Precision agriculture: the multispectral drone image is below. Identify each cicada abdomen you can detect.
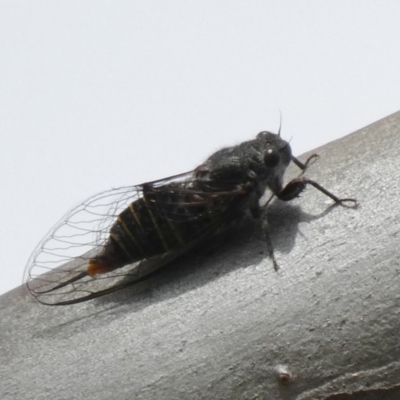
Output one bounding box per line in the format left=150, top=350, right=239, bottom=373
left=87, top=180, right=252, bottom=277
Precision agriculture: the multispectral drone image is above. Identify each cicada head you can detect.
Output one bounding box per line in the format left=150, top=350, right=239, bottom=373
left=255, top=131, right=292, bottom=170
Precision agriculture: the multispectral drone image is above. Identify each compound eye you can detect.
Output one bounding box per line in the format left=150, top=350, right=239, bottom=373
left=264, top=148, right=280, bottom=168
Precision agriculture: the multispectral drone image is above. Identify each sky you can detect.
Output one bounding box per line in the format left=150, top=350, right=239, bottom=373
left=1, top=1, right=400, bottom=296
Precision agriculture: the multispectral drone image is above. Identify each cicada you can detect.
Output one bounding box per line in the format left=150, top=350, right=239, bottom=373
left=24, top=131, right=357, bottom=305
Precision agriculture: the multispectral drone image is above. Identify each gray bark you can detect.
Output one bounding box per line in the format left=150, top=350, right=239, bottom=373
left=1, top=111, right=400, bottom=400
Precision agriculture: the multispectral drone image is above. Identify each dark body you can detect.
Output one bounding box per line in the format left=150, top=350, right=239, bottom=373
left=25, top=131, right=356, bottom=305
left=88, top=132, right=292, bottom=276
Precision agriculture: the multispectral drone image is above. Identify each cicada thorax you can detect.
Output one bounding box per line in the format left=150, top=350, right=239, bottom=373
left=87, top=181, right=252, bottom=277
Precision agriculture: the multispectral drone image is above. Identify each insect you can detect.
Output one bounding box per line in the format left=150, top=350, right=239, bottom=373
left=24, top=130, right=357, bottom=305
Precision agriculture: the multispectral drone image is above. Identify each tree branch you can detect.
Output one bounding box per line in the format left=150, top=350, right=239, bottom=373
left=2, top=111, right=400, bottom=400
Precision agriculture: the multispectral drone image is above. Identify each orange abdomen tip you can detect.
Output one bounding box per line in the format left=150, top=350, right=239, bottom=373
left=87, top=259, right=113, bottom=277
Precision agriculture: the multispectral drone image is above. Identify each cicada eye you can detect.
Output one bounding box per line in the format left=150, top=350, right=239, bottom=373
left=264, top=148, right=280, bottom=168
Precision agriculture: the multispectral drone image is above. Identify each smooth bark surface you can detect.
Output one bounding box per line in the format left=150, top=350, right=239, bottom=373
left=1, top=112, right=400, bottom=400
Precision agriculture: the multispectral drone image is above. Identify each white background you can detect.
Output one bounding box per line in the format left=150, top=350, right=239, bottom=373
left=1, top=1, right=399, bottom=296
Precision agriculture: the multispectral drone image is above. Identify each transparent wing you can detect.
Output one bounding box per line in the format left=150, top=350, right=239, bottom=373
left=24, top=171, right=196, bottom=305
left=24, top=171, right=253, bottom=305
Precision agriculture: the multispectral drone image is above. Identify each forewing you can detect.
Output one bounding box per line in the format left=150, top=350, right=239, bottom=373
left=24, top=185, right=142, bottom=304
left=24, top=171, right=193, bottom=305
left=24, top=172, right=253, bottom=305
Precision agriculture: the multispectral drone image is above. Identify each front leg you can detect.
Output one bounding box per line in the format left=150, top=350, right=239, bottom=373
left=276, top=178, right=307, bottom=201
left=277, top=177, right=358, bottom=208
left=291, top=154, right=319, bottom=172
